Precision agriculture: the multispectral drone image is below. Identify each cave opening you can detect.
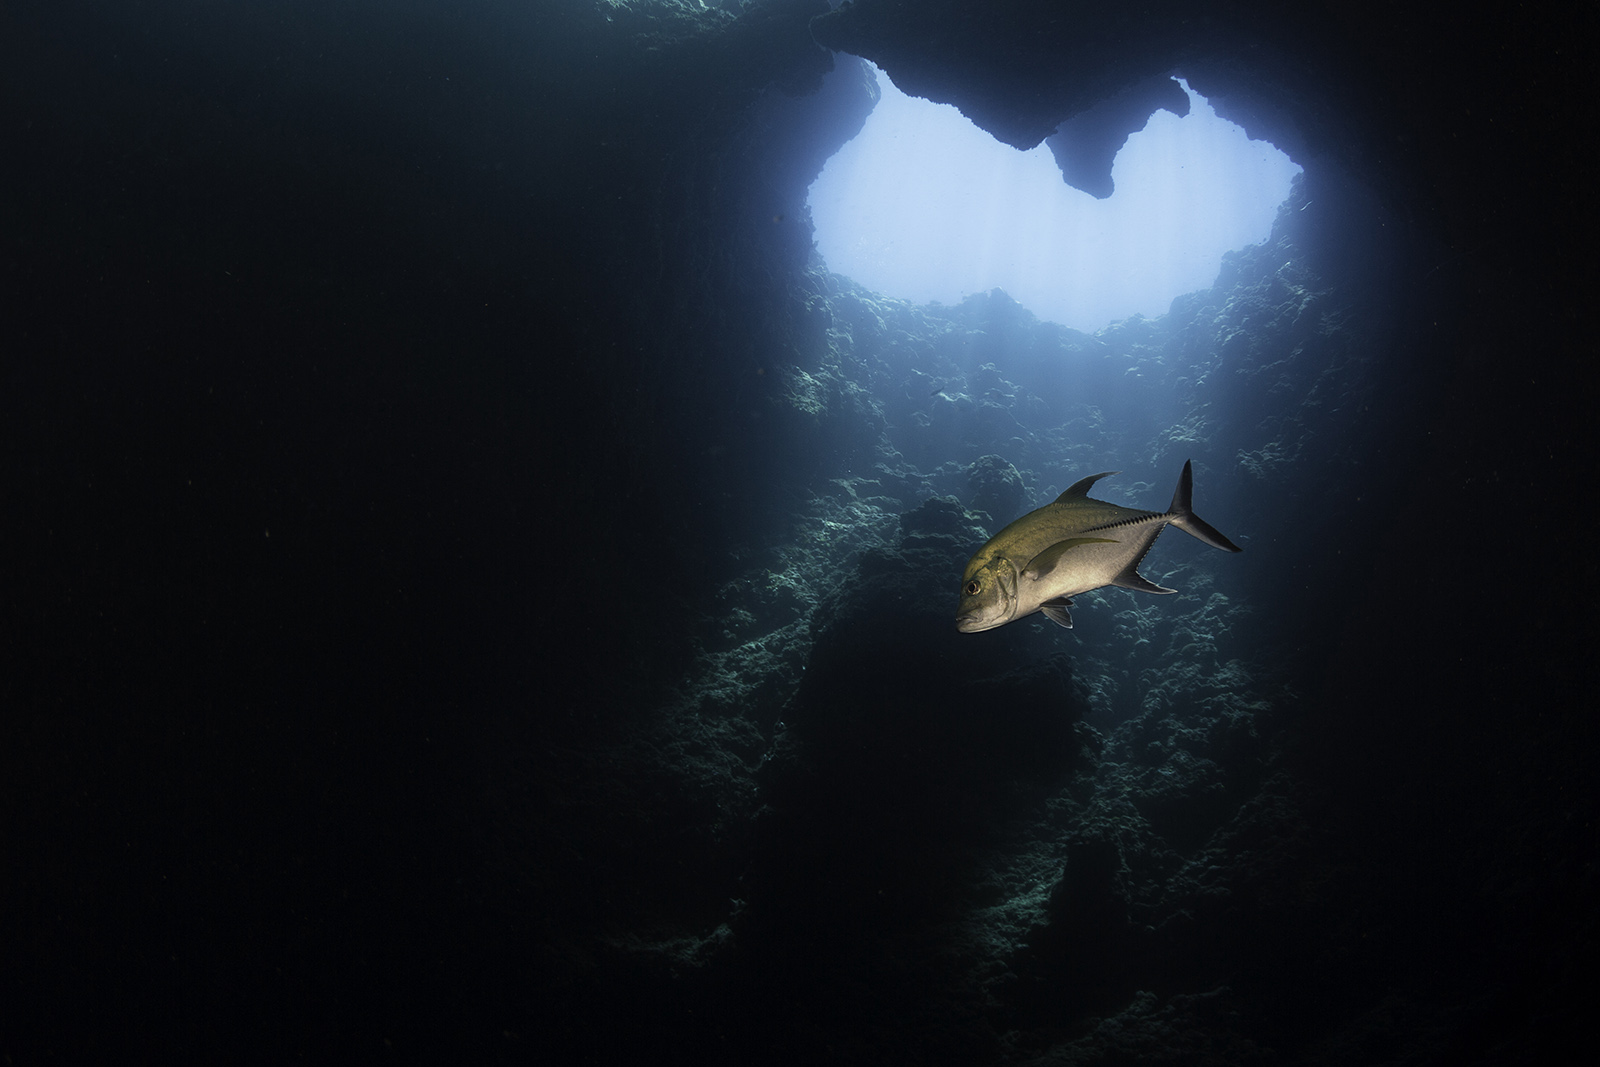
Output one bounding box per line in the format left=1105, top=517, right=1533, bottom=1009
left=806, top=62, right=1302, bottom=333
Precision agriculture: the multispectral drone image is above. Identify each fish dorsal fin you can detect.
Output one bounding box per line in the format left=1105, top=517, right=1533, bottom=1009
left=1039, top=597, right=1074, bottom=628
left=1023, top=536, right=1119, bottom=581
left=1056, top=471, right=1121, bottom=503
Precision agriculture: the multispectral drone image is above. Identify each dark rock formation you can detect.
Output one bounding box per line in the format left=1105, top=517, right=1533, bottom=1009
left=1045, top=73, right=1192, bottom=198
left=2, top=1, right=1592, bottom=1065
left=967, top=455, right=1028, bottom=529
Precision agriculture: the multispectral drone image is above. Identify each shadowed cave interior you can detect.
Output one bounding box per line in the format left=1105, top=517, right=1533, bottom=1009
left=2, top=1, right=1594, bottom=1064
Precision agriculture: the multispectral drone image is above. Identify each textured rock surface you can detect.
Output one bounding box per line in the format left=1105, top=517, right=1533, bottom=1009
left=3, top=1, right=1591, bottom=1064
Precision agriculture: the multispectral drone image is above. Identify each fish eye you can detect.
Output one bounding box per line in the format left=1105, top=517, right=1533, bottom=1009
left=964, top=580, right=980, bottom=595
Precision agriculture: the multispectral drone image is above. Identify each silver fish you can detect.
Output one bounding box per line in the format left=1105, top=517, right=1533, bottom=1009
left=956, top=460, right=1242, bottom=632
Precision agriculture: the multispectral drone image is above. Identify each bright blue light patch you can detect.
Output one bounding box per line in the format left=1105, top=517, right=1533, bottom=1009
left=808, top=66, right=1302, bottom=332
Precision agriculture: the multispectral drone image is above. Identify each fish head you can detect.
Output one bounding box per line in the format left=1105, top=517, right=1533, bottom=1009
left=955, top=556, right=1019, bottom=633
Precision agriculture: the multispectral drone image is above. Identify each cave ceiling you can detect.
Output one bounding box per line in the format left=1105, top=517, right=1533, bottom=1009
left=802, top=0, right=1571, bottom=253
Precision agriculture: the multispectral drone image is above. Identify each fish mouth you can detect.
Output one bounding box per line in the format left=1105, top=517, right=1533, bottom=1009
left=955, top=613, right=985, bottom=633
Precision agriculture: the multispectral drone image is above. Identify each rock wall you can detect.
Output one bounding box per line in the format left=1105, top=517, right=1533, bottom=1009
left=5, top=1, right=1591, bottom=1063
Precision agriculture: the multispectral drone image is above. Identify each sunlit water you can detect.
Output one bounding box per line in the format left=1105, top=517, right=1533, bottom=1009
left=808, top=66, right=1302, bottom=332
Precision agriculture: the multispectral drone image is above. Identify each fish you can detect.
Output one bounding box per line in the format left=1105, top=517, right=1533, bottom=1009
left=955, top=460, right=1242, bottom=632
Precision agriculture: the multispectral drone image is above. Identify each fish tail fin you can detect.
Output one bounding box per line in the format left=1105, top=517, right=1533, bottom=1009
left=1167, top=460, right=1244, bottom=553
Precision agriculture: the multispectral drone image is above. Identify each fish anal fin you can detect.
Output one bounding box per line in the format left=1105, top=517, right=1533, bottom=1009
left=1112, top=565, right=1176, bottom=595
left=1039, top=598, right=1074, bottom=628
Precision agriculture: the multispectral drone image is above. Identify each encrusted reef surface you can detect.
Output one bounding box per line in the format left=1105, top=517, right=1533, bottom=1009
left=6, top=2, right=1591, bottom=1064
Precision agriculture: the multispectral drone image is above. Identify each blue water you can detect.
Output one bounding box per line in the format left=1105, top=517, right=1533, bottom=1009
left=3, top=3, right=1589, bottom=1065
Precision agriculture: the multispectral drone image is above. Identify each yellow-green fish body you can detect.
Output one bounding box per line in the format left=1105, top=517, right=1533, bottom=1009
left=956, top=460, right=1242, bottom=632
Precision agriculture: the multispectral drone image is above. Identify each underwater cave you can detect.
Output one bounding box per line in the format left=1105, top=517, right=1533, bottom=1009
left=3, top=1, right=1592, bottom=1064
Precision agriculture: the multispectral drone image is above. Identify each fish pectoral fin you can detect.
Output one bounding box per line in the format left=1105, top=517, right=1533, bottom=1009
left=1022, top=537, right=1119, bottom=581
left=1039, top=598, right=1074, bottom=628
